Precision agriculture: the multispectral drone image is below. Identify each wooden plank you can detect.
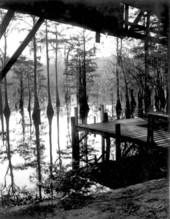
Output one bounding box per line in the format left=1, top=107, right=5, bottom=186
left=129, top=10, right=144, bottom=31
left=77, top=118, right=170, bottom=149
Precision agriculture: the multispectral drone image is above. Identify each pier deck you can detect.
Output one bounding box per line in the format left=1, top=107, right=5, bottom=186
left=77, top=118, right=170, bottom=148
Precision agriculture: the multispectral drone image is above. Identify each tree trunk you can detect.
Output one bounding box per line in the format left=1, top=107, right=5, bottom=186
left=138, top=89, right=143, bottom=118
left=19, top=73, right=25, bottom=143
left=64, top=48, right=71, bottom=147
left=3, top=30, right=15, bottom=193
left=79, top=30, right=89, bottom=123
left=46, top=20, right=54, bottom=198
left=125, top=83, right=131, bottom=119
left=0, top=84, right=4, bottom=145
left=55, top=25, right=62, bottom=170
left=4, top=77, right=15, bottom=193
left=144, top=13, right=150, bottom=113
left=116, top=38, right=122, bottom=120
left=130, top=89, right=136, bottom=118
left=32, top=16, right=42, bottom=200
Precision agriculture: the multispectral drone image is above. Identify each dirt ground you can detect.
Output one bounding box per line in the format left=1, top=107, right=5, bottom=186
left=0, top=178, right=168, bottom=219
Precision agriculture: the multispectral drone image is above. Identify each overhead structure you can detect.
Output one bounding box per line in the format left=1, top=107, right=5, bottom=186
left=0, top=0, right=169, bottom=81
left=0, top=0, right=169, bottom=43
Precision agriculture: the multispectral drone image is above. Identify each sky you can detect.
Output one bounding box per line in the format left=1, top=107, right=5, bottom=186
left=0, top=10, right=117, bottom=65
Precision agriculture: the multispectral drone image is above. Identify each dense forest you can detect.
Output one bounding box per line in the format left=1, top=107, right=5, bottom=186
left=0, top=8, right=169, bottom=205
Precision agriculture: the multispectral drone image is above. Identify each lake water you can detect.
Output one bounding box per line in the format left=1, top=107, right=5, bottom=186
left=0, top=105, right=115, bottom=195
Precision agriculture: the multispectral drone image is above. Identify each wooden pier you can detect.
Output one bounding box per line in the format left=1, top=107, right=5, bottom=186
left=71, top=109, right=170, bottom=170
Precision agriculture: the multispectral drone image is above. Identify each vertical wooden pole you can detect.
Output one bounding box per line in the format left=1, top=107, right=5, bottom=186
left=71, top=117, right=79, bottom=170
left=115, top=124, right=121, bottom=160
left=100, top=105, right=105, bottom=161
left=100, top=105, right=104, bottom=122
left=74, top=107, right=78, bottom=125
left=106, top=136, right=110, bottom=161
left=124, top=4, right=129, bottom=31
left=94, top=116, right=96, bottom=137
left=103, top=112, right=108, bottom=122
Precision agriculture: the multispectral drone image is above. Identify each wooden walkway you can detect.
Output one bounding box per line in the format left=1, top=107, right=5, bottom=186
left=77, top=118, right=170, bottom=148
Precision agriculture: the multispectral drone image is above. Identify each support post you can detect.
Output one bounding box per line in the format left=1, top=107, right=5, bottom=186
left=103, top=112, right=108, bottom=122
left=124, top=4, right=129, bottom=31
left=106, top=136, right=110, bottom=161
left=116, top=124, right=121, bottom=160
left=100, top=105, right=104, bottom=122
left=100, top=105, right=105, bottom=161
left=94, top=116, right=96, bottom=137
left=71, top=117, right=79, bottom=170
left=74, top=107, right=78, bottom=125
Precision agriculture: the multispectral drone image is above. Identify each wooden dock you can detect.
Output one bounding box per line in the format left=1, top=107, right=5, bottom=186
left=71, top=110, right=170, bottom=170
left=77, top=118, right=170, bottom=148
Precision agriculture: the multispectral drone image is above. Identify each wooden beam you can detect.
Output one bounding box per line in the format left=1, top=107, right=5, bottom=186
left=0, top=17, right=44, bottom=81
left=129, top=10, right=144, bottom=31
left=0, top=10, right=14, bottom=40
left=124, top=4, right=129, bottom=31
left=125, top=21, right=146, bottom=32
left=124, top=28, right=167, bottom=45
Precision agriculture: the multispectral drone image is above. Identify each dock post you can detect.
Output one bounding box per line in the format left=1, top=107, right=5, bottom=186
left=103, top=112, right=108, bottom=122
left=100, top=105, right=104, bottom=122
left=100, top=105, right=105, bottom=161
left=147, top=115, right=154, bottom=144
left=74, top=107, right=78, bottom=125
left=115, top=124, right=121, bottom=160
left=71, top=117, right=79, bottom=170
left=94, top=116, right=96, bottom=137
left=106, top=136, right=110, bottom=161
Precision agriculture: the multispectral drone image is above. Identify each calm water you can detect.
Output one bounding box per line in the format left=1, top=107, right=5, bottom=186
left=0, top=106, right=110, bottom=192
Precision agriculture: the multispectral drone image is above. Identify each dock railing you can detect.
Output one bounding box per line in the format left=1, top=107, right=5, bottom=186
left=147, top=111, right=169, bottom=145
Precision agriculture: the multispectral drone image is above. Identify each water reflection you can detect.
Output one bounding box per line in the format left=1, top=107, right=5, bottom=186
left=0, top=107, right=103, bottom=191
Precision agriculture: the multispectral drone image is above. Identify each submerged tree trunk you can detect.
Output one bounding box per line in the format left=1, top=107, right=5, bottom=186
left=79, top=29, right=89, bottom=124
left=116, top=38, right=122, bottom=120
left=64, top=47, right=71, bottom=147
left=3, top=31, right=14, bottom=193
left=32, top=16, right=42, bottom=200
left=130, top=89, right=136, bottom=118
left=125, top=83, right=131, bottom=119
left=55, top=25, right=62, bottom=170
left=138, top=89, right=143, bottom=118
left=28, top=88, right=32, bottom=137
left=19, top=72, right=25, bottom=143
left=0, top=84, right=5, bottom=144
left=144, top=13, right=150, bottom=113
left=4, top=76, right=15, bottom=193
left=45, top=20, right=54, bottom=198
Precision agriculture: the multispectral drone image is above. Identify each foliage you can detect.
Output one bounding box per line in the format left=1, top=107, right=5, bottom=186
left=44, top=166, right=95, bottom=198
left=0, top=185, right=34, bottom=206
